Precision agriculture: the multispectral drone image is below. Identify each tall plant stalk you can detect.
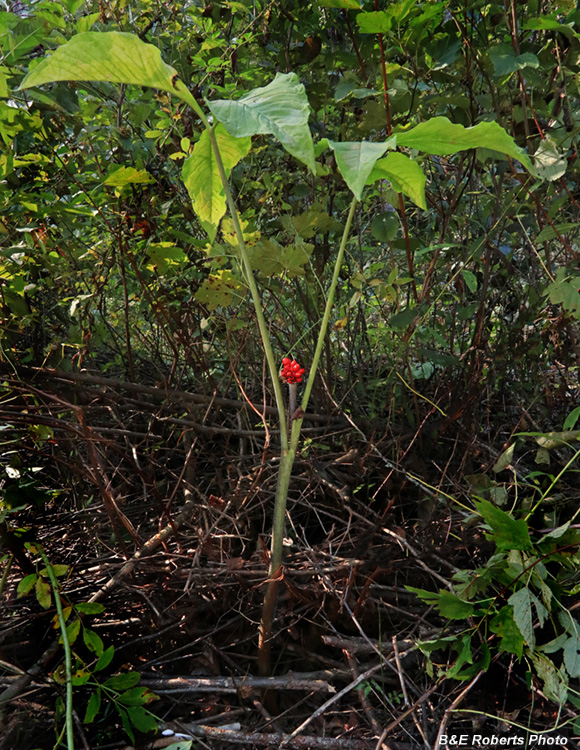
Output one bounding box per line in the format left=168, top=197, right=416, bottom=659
left=175, top=84, right=361, bottom=674
left=258, top=197, right=358, bottom=675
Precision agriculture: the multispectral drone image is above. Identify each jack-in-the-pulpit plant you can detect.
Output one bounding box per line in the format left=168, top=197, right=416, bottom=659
left=19, top=30, right=534, bottom=679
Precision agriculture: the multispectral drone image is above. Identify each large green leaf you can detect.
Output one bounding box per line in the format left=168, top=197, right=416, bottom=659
left=20, top=32, right=179, bottom=94
left=326, top=138, right=396, bottom=199
left=356, top=11, right=392, bottom=33
left=474, top=498, right=532, bottom=551
left=208, top=73, right=315, bottom=172
left=367, top=151, right=426, bottom=209
left=488, top=44, right=539, bottom=77
left=437, top=590, right=475, bottom=619
left=182, top=124, right=251, bottom=241
left=396, top=117, right=534, bottom=173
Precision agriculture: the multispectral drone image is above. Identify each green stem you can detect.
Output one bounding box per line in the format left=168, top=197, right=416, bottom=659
left=258, top=197, right=358, bottom=675
left=174, top=82, right=289, bottom=449
left=174, top=81, right=359, bottom=676
left=37, top=546, right=74, bottom=750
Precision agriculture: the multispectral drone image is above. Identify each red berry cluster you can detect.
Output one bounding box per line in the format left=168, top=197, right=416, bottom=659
left=280, top=357, right=305, bottom=384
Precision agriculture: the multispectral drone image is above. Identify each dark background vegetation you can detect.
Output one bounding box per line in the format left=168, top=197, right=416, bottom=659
left=2, top=0, right=580, bottom=748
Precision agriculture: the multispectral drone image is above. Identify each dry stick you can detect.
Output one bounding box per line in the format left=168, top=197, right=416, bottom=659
left=380, top=527, right=454, bottom=592
left=391, top=636, right=410, bottom=707
left=433, top=670, right=485, bottom=750
left=170, top=722, right=415, bottom=750
left=139, top=673, right=336, bottom=695
left=279, top=647, right=416, bottom=748
left=2, top=365, right=342, bottom=425
left=0, top=496, right=198, bottom=709
left=345, top=651, right=382, bottom=737
left=383, top=678, right=443, bottom=735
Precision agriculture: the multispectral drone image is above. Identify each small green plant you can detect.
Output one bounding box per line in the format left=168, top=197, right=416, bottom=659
left=408, top=461, right=580, bottom=707
left=17, top=552, right=158, bottom=745
left=19, top=30, right=534, bottom=677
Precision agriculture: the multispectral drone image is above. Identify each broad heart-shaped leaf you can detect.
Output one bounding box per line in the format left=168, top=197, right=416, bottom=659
left=19, top=32, right=179, bottom=94
left=208, top=73, right=315, bottom=173
left=396, top=117, right=534, bottom=174
left=182, top=124, right=251, bottom=241
left=327, top=138, right=396, bottom=199
left=367, top=151, right=426, bottom=209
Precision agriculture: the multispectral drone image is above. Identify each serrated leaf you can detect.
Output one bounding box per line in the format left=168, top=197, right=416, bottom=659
left=532, top=654, right=568, bottom=703
left=537, top=223, right=579, bottom=243
left=39, top=564, right=68, bottom=578
left=563, top=406, right=580, bottom=432
left=116, top=705, right=134, bottom=743
left=367, top=151, right=426, bottom=209
left=209, top=73, right=315, bottom=172
left=564, top=636, right=580, bottom=678
left=194, top=269, right=244, bottom=310
left=146, top=243, right=188, bottom=274
left=490, top=605, right=524, bottom=659
left=94, top=644, right=115, bottom=672
left=371, top=212, right=399, bottom=242
left=20, top=32, right=179, bottom=94
left=17, top=573, right=37, bottom=597
left=539, top=633, right=569, bottom=654
left=462, top=269, right=478, bottom=293
left=396, top=117, right=533, bottom=173
left=124, top=705, right=158, bottom=733
left=508, top=588, right=534, bottom=648
left=474, top=498, right=532, bottom=550
left=64, top=618, right=81, bottom=645
left=84, top=689, right=101, bottom=724
left=117, top=687, right=151, bottom=706
left=534, top=137, right=567, bottom=182
left=327, top=138, right=396, bottom=199
left=71, top=668, right=91, bottom=686
left=35, top=577, right=52, bottom=609
left=488, top=44, right=539, bottom=76
left=182, top=124, right=251, bottom=242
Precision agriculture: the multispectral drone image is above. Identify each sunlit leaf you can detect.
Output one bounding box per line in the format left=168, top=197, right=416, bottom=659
left=182, top=124, right=251, bottom=241
left=327, top=138, right=396, bottom=199
left=396, top=117, right=534, bottom=173
left=209, top=73, right=315, bottom=172
left=20, top=32, right=179, bottom=93
left=367, top=151, right=426, bottom=209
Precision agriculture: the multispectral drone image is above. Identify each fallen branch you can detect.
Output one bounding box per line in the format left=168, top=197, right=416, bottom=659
left=140, top=672, right=337, bottom=694
left=159, top=722, right=415, bottom=749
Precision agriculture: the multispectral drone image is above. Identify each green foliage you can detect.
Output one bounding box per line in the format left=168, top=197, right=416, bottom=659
left=208, top=72, right=316, bottom=172
left=410, top=459, right=580, bottom=702
left=20, top=31, right=179, bottom=93
left=5, top=0, right=580, bottom=734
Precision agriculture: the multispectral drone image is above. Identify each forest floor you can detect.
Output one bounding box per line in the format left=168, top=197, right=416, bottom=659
left=0, top=366, right=578, bottom=750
